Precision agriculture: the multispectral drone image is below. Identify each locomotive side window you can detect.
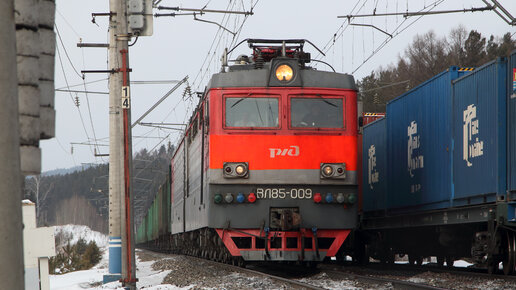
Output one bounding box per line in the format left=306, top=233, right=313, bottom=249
left=225, top=97, right=279, bottom=128
left=291, top=97, right=344, bottom=128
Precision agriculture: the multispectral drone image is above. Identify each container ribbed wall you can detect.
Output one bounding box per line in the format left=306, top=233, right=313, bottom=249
left=452, top=59, right=507, bottom=205
left=362, top=118, right=387, bottom=213
left=385, top=67, right=467, bottom=212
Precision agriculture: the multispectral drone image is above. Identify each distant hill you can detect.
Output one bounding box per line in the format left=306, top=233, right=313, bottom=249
left=42, top=164, right=93, bottom=177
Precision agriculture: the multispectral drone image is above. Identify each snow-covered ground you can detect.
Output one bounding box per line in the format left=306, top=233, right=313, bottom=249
left=49, top=225, right=189, bottom=290
left=54, top=225, right=109, bottom=249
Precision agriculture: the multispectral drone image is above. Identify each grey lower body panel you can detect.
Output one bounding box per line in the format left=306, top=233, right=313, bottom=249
left=207, top=184, right=358, bottom=229
left=241, top=250, right=327, bottom=261
left=208, top=168, right=357, bottom=185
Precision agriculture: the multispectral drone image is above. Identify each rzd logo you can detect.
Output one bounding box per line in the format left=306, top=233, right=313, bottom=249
left=463, top=104, right=484, bottom=167
left=269, top=146, right=299, bottom=158
left=368, top=145, right=379, bottom=189
left=407, top=121, right=424, bottom=178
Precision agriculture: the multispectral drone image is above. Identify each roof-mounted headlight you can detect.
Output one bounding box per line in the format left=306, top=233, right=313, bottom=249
left=275, top=64, right=293, bottom=82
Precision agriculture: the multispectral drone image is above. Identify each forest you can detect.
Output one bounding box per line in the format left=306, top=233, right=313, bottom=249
left=24, top=143, right=174, bottom=233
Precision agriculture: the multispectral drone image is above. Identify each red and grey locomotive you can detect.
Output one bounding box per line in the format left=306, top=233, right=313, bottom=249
left=145, top=39, right=359, bottom=264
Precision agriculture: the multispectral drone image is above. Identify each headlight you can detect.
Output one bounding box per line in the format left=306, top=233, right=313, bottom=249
left=235, top=164, right=246, bottom=176
left=320, top=163, right=346, bottom=179
left=275, top=64, right=293, bottom=82
left=322, top=165, right=333, bottom=177
left=223, top=162, right=249, bottom=178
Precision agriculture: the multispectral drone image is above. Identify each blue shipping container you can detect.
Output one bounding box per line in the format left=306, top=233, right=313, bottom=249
left=362, top=118, right=387, bottom=212
left=386, top=67, right=468, bottom=211
left=509, top=50, right=516, bottom=196
left=452, top=58, right=507, bottom=205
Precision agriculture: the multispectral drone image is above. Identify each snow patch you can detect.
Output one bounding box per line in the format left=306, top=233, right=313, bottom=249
left=54, top=224, right=108, bottom=248
left=50, top=225, right=188, bottom=290
left=453, top=260, right=474, bottom=268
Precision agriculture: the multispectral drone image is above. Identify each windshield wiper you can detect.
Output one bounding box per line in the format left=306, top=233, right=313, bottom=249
left=231, top=98, right=245, bottom=108
left=230, top=93, right=253, bottom=108
left=315, top=94, right=338, bottom=107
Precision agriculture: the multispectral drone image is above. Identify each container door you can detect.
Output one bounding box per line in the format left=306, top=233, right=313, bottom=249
left=452, top=59, right=507, bottom=205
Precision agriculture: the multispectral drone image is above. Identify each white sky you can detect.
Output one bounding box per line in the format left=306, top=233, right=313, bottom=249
left=43, top=0, right=516, bottom=172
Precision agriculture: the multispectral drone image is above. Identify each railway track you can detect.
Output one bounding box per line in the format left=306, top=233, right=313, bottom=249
left=167, top=252, right=452, bottom=289
left=194, top=257, right=450, bottom=289
left=139, top=248, right=516, bottom=289
left=322, top=268, right=446, bottom=289
left=332, top=260, right=516, bottom=281
left=321, top=261, right=516, bottom=289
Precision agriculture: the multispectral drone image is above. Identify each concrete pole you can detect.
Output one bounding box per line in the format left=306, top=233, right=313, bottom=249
left=105, top=0, right=124, bottom=283
left=0, top=1, right=25, bottom=289
left=105, top=1, right=136, bottom=288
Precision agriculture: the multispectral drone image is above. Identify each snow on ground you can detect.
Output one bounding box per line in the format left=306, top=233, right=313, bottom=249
left=54, top=224, right=109, bottom=248
left=49, top=225, right=190, bottom=290
left=297, top=272, right=369, bottom=290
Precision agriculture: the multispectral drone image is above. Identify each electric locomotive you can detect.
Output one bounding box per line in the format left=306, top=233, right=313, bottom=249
left=144, top=39, right=358, bottom=264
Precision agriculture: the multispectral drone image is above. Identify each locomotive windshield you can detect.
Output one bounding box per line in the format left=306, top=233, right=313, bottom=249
left=225, top=97, right=279, bottom=128
left=291, top=97, right=344, bottom=128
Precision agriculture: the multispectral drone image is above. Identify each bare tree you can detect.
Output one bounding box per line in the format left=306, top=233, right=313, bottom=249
left=447, top=25, right=468, bottom=66
left=25, top=175, right=53, bottom=226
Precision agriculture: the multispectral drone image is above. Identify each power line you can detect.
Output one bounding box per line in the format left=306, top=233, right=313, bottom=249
left=339, top=6, right=494, bottom=19
left=359, top=79, right=410, bottom=93
left=352, top=0, right=446, bottom=74
left=56, top=9, right=82, bottom=39
left=55, top=24, right=83, bottom=79
left=55, top=89, right=108, bottom=94
left=55, top=137, right=77, bottom=167
left=56, top=78, right=108, bottom=90
left=313, top=0, right=368, bottom=61
left=55, top=40, right=93, bottom=153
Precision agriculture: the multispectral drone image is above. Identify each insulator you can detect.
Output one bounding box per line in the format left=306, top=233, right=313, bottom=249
left=255, top=53, right=264, bottom=69
left=75, top=95, right=80, bottom=107
left=182, top=85, right=192, bottom=99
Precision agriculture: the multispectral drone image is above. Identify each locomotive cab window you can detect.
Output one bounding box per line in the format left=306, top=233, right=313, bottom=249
left=291, top=97, right=344, bottom=128
left=225, top=97, right=279, bottom=128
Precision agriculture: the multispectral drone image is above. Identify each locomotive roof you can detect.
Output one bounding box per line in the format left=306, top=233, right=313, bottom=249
left=207, top=62, right=357, bottom=91
left=207, top=39, right=357, bottom=91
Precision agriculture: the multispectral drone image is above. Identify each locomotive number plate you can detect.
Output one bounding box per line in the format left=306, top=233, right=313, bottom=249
left=256, top=188, right=313, bottom=199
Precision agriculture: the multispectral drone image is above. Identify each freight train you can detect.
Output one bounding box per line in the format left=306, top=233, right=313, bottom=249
left=360, top=51, right=516, bottom=274
left=136, top=39, right=359, bottom=265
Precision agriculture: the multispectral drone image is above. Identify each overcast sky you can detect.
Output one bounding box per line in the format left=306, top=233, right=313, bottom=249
left=43, top=0, right=516, bottom=172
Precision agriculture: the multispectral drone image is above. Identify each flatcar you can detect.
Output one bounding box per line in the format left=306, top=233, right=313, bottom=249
left=137, top=39, right=359, bottom=265
left=360, top=52, right=516, bottom=274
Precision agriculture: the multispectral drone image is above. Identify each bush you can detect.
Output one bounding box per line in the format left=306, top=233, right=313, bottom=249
left=49, top=239, right=103, bottom=274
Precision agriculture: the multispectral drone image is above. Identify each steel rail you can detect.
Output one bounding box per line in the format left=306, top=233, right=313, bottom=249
left=324, top=269, right=446, bottom=290
left=185, top=255, right=325, bottom=290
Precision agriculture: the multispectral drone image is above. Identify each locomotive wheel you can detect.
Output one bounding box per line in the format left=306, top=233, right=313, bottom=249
left=487, top=257, right=498, bottom=274
left=387, top=252, right=395, bottom=264
left=502, top=231, right=514, bottom=275
left=437, top=256, right=444, bottom=267
left=361, top=245, right=370, bottom=265
left=237, top=257, right=246, bottom=267
left=446, top=256, right=454, bottom=268
left=416, top=256, right=423, bottom=266
left=408, top=255, right=415, bottom=265
left=513, top=232, right=516, bottom=274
